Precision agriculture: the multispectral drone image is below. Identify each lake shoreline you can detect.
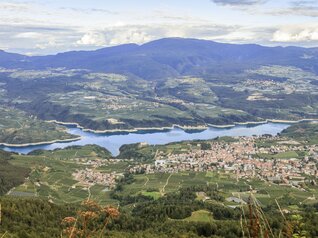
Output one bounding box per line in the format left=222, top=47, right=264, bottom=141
left=2, top=118, right=317, bottom=149
left=0, top=136, right=82, bottom=148
left=47, top=118, right=318, bottom=134
left=1, top=121, right=291, bottom=155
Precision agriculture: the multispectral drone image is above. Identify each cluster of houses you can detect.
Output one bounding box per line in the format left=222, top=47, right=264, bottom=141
left=239, top=78, right=305, bottom=95
left=72, top=168, right=120, bottom=189
left=71, top=158, right=124, bottom=189
left=87, top=94, right=161, bottom=111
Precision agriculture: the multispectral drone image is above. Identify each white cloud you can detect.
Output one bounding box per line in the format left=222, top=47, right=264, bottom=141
left=76, top=32, right=106, bottom=46
left=210, top=30, right=257, bottom=42
left=272, top=27, right=318, bottom=42
left=1, top=0, right=318, bottom=55
left=59, top=7, right=118, bottom=15
left=109, top=28, right=152, bottom=45
left=211, top=0, right=266, bottom=6
left=0, top=2, right=30, bottom=11
left=1, top=21, right=317, bottom=55
left=268, top=6, right=318, bottom=18
left=35, top=39, right=58, bottom=50
left=14, top=32, right=44, bottom=39
left=0, top=23, right=274, bottom=55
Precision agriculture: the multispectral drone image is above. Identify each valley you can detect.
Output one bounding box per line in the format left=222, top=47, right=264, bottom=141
left=2, top=0, right=318, bottom=235
left=1, top=38, right=318, bottom=237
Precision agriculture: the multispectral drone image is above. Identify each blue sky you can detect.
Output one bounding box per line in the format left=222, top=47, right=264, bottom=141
left=1, top=0, right=318, bottom=55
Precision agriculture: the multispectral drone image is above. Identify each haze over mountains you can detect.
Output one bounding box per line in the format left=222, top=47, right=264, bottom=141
left=1, top=38, right=318, bottom=80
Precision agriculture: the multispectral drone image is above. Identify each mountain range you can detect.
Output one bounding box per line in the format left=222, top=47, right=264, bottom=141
left=1, top=38, right=318, bottom=80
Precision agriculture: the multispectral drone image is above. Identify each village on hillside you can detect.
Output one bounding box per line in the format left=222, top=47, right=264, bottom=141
left=128, top=136, right=318, bottom=190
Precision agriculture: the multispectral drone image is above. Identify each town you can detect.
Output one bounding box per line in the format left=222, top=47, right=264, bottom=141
left=127, top=135, right=318, bottom=190
left=66, top=134, right=318, bottom=192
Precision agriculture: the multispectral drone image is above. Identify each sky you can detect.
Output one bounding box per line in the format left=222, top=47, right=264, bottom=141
left=1, top=0, right=318, bottom=55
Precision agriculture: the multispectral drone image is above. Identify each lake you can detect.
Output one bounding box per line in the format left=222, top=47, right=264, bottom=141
left=1, top=123, right=290, bottom=156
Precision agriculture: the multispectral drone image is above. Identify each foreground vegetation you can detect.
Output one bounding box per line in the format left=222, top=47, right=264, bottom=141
left=1, top=189, right=318, bottom=237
